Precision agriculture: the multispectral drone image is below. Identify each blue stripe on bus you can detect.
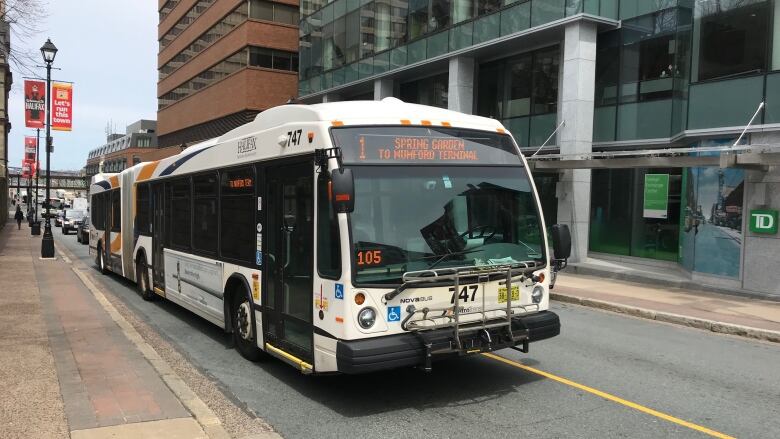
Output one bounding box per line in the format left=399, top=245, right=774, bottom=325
left=94, top=180, right=111, bottom=190
left=158, top=145, right=216, bottom=177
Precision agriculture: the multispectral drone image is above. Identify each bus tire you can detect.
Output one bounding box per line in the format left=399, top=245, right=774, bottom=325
left=97, top=243, right=108, bottom=275
left=231, top=291, right=263, bottom=362
left=136, top=255, right=154, bottom=301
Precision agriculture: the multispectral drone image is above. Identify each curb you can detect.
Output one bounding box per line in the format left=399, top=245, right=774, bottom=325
left=551, top=292, right=780, bottom=344
left=54, top=242, right=233, bottom=439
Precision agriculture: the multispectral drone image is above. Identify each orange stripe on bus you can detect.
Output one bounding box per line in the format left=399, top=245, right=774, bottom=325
left=441, top=121, right=451, bottom=127
left=400, top=119, right=411, bottom=125
left=421, top=120, right=432, bottom=126
left=109, top=175, right=120, bottom=188
left=136, top=161, right=160, bottom=182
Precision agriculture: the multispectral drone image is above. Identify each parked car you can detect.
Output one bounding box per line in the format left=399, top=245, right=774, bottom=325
left=76, top=216, right=90, bottom=244
left=62, top=210, right=87, bottom=235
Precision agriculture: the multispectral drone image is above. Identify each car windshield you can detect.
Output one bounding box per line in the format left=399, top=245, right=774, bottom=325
left=67, top=210, right=86, bottom=219
left=348, top=165, right=546, bottom=285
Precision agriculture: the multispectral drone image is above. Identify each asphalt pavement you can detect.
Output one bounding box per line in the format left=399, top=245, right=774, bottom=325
left=54, top=230, right=780, bottom=439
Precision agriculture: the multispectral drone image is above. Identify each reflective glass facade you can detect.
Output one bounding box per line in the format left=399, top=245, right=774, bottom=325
left=299, top=0, right=780, bottom=283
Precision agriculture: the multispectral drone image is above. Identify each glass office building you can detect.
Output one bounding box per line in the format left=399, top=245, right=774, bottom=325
left=298, top=0, right=780, bottom=297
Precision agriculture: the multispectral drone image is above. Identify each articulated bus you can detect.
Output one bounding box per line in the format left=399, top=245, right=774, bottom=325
left=89, top=98, right=570, bottom=374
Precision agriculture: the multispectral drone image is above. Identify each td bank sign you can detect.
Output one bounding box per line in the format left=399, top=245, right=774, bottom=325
left=750, top=209, right=778, bottom=234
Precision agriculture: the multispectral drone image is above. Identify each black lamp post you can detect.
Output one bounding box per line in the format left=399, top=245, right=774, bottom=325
left=40, top=38, right=57, bottom=259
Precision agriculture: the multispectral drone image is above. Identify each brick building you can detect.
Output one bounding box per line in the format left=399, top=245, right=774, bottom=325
left=84, top=120, right=178, bottom=179
left=156, top=0, right=299, bottom=148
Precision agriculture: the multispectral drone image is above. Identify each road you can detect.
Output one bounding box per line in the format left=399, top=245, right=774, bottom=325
left=55, top=231, right=780, bottom=439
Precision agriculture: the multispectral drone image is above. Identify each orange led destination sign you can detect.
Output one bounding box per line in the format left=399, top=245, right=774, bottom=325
left=228, top=178, right=253, bottom=189
left=359, top=135, right=480, bottom=162
left=334, top=127, right=522, bottom=165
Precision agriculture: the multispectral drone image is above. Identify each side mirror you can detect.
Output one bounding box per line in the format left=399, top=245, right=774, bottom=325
left=331, top=168, right=355, bottom=213
left=550, top=224, right=571, bottom=261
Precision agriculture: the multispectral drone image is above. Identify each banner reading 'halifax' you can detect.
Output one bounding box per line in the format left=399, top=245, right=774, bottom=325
left=24, top=80, right=46, bottom=129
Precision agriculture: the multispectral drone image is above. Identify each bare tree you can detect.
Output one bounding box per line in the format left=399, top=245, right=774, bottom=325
left=0, top=0, right=48, bottom=76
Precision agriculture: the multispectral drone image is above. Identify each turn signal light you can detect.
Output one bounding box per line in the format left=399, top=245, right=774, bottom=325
left=354, top=292, right=366, bottom=305
left=537, top=273, right=545, bottom=284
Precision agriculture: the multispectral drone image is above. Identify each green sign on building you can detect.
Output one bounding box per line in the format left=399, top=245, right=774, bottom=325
left=749, top=209, right=778, bottom=234
left=643, top=174, right=669, bottom=219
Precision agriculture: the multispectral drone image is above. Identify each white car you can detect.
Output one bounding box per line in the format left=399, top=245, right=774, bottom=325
left=61, top=210, right=87, bottom=234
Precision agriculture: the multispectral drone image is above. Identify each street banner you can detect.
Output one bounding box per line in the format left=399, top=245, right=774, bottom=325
left=24, top=136, right=37, bottom=161
left=24, top=80, right=46, bottom=129
left=21, top=160, right=32, bottom=178
left=51, top=82, right=73, bottom=131
left=643, top=174, right=669, bottom=219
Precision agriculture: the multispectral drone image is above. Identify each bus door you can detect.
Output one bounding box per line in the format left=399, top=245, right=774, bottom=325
left=263, top=161, right=315, bottom=362
left=151, top=183, right=165, bottom=289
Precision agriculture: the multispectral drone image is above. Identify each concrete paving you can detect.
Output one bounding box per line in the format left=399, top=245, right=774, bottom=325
left=0, top=220, right=68, bottom=439
left=554, top=272, right=780, bottom=341
left=0, top=221, right=230, bottom=438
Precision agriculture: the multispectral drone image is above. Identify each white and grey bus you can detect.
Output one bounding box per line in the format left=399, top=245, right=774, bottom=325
left=89, top=98, right=570, bottom=374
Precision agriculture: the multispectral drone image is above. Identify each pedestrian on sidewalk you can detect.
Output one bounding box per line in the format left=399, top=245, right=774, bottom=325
left=14, top=206, right=24, bottom=230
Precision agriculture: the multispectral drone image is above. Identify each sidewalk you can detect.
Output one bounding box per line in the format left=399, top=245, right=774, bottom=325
left=554, top=272, right=780, bottom=343
left=0, top=223, right=230, bottom=439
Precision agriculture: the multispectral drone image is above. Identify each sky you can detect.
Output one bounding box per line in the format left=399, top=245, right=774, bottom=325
left=7, top=0, right=158, bottom=171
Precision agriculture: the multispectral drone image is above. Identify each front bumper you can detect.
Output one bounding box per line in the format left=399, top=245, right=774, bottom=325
left=336, top=311, right=560, bottom=374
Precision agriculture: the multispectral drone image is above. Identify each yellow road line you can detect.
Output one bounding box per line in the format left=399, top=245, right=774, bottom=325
left=482, top=352, right=736, bottom=439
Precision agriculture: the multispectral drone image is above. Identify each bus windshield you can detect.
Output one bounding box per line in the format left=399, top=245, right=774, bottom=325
left=348, top=165, right=546, bottom=285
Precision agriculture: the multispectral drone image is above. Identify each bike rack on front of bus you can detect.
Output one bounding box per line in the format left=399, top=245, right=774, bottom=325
left=384, top=263, right=542, bottom=371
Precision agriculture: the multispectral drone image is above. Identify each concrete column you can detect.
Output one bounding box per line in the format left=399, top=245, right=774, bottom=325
left=556, top=21, right=597, bottom=263
left=374, top=78, right=394, bottom=100
left=447, top=56, right=474, bottom=114
left=322, top=93, right=341, bottom=103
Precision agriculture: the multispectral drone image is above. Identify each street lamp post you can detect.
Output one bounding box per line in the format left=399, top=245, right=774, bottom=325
left=40, top=38, right=57, bottom=259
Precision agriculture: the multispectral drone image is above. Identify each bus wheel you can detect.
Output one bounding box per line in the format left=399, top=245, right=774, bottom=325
left=231, top=293, right=263, bottom=361
left=97, top=244, right=108, bottom=275
left=136, top=256, right=154, bottom=301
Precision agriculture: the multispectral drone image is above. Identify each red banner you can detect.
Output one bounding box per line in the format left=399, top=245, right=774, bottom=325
left=52, top=83, right=73, bottom=131
left=24, top=80, right=46, bottom=129
left=21, top=160, right=32, bottom=178
left=24, top=136, right=37, bottom=162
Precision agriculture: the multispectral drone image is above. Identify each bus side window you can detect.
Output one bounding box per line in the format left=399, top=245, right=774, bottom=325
left=111, top=190, right=121, bottom=233
left=317, top=173, right=341, bottom=279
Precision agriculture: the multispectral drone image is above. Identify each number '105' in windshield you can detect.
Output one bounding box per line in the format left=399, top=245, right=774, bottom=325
left=331, top=126, right=545, bottom=286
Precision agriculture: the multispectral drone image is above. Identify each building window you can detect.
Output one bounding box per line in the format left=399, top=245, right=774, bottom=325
left=400, top=73, right=448, bottom=108
left=620, top=9, right=678, bottom=103
left=160, top=0, right=217, bottom=49
left=159, top=49, right=248, bottom=109
left=249, top=0, right=300, bottom=25
left=159, top=3, right=248, bottom=81
left=249, top=47, right=299, bottom=71
left=693, top=0, right=770, bottom=82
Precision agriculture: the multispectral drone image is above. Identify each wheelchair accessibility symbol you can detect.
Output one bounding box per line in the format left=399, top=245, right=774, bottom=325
left=387, top=306, right=401, bottom=322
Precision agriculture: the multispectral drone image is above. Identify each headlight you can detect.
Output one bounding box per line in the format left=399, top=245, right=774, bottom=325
left=531, top=286, right=544, bottom=304
left=357, top=307, right=377, bottom=329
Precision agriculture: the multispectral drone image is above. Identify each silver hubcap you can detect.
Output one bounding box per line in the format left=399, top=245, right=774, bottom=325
left=236, top=301, right=252, bottom=341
